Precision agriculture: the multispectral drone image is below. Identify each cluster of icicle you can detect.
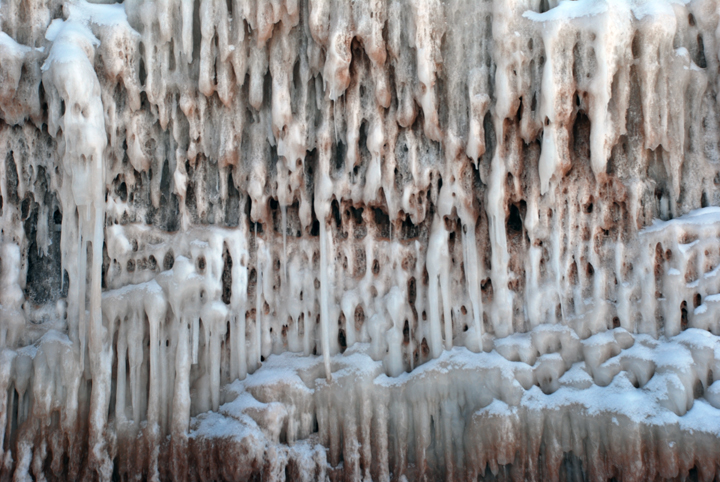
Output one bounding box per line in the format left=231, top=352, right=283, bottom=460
left=2, top=0, right=720, bottom=479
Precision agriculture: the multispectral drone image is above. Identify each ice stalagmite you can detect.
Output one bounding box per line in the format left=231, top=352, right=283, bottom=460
left=2, top=0, right=720, bottom=480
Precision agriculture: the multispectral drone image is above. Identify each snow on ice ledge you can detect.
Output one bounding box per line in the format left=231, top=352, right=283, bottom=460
left=187, top=326, right=720, bottom=481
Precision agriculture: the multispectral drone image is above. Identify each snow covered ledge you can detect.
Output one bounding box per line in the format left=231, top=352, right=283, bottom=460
left=1, top=0, right=720, bottom=480
left=190, top=326, right=720, bottom=481
left=183, top=209, right=720, bottom=481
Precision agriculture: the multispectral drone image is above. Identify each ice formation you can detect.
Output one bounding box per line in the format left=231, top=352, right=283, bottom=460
left=2, top=0, right=720, bottom=479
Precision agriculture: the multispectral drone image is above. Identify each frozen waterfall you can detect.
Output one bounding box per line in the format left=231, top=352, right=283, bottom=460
left=2, top=0, right=720, bottom=480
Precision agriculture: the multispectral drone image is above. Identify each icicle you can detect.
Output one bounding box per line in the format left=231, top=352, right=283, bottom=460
left=192, top=316, right=200, bottom=365
left=77, top=228, right=87, bottom=368
left=615, top=238, right=631, bottom=331
left=318, top=220, right=333, bottom=381
left=207, top=302, right=227, bottom=411
left=116, top=321, right=128, bottom=423
left=255, top=232, right=264, bottom=369
left=172, top=318, right=191, bottom=436
left=0, top=349, right=16, bottom=463
left=427, top=214, right=448, bottom=358
left=282, top=203, right=288, bottom=287
left=486, top=137, right=512, bottom=337
left=384, top=286, right=405, bottom=376
left=237, top=311, right=248, bottom=379
left=143, top=280, right=167, bottom=481
left=129, top=310, right=144, bottom=424
left=461, top=219, right=483, bottom=350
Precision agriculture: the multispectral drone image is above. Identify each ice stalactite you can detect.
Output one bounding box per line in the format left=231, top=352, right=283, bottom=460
left=2, top=0, right=720, bottom=480
left=41, top=3, right=114, bottom=477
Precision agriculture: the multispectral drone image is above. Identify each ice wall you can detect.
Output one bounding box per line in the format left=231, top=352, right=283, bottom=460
left=2, top=0, right=720, bottom=480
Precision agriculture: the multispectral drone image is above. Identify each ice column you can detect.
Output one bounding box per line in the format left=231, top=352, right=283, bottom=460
left=42, top=11, right=111, bottom=478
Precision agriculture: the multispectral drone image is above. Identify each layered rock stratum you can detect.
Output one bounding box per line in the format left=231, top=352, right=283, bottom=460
left=2, top=0, right=720, bottom=480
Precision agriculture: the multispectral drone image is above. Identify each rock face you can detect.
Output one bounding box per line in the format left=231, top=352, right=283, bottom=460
left=2, top=0, right=720, bottom=480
